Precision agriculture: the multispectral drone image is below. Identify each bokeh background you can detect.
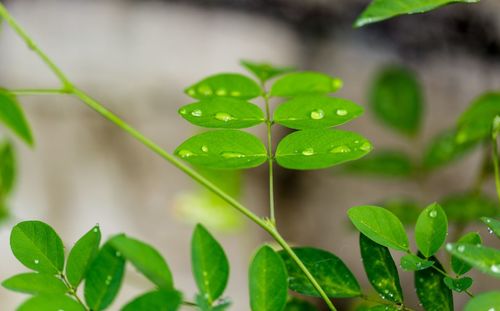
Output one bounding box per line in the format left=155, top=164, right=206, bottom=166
left=1, top=0, right=499, bottom=310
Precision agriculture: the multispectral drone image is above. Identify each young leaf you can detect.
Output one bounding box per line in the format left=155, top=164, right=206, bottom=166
left=284, top=297, right=318, bottom=311
left=17, top=294, right=85, bottom=311
left=423, top=129, right=476, bottom=170
left=451, top=232, right=482, bottom=275
left=482, top=217, right=500, bottom=238
left=0, top=140, right=16, bottom=195
left=178, top=98, right=265, bottom=129
left=446, top=243, right=500, bottom=278
left=359, top=233, right=403, bottom=303
left=273, top=95, right=363, bottom=130
left=275, top=129, right=372, bottom=170
left=185, top=73, right=261, bottom=100
left=415, top=203, right=448, bottom=258
left=279, top=247, right=361, bottom=298
left=344, top=150, right=413, bottom=178
left=191, top=224, right=230, bottom=305
left=121, top=290, right=182, bottom=311
left=109, top=235, right=173, bottom=290
left=379, top=198, right=422, bottom=225
left=369, top=66, right=422, bottom=136
left=400, top=254, right=434, bottom=271
left=347, top=206, right=409, bottom=251
left=270, top=72, right=343, bottom=97
left=443, top=276, right=473, bottom=293
left=354, top=0, right=480, bottom=27
left=240, top=60, right=294, bottom=82
left=249, top=245, right=288, bottom=311
left=440, top=193, right=498, bottom=223
left=66, top=225, right=101, bottom=288
left=0, top=90, right=34, bottom=146
left=457, top=92, right=500, bottom=144
left=84, top=243, right=125, bottom=311
left=175, top=130, right=267, bottom=170
left=2, top=272, right=67, bottom=295
left=10, top=221, right=65, bottom=274
left=415, top=256, right=454, bottom=311
left=464, top=291, right=500, bottom=311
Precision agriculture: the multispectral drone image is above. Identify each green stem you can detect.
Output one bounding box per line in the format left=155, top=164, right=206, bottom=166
left=0, top=4, right=337, bottom=310
left=10, top=88, right=67, bottom=96
left=492, top=134, right=500, bottom=203
left=59, top=273, right=89, bottom=310
left=262, top=85, right=276, bottom=225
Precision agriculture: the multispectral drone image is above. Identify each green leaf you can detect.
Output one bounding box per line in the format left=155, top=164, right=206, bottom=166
left=185, top=73, right=261, bottom=100
left=440, top=193, right=499, bottom=223
left=378, top=198, right=421, bottom=225
left=415, top=256, right=454, bottom=311
left=482, top=217, right=500, bottom=238
left=457, top=92, right=500, bottom=144
left=279, top=247, right=361, bottom=298
left=446, top=243, right=500, bottom=278
left=10, top=221, right=64, bottom=274
left=423, top=128, right=477, bottom=169
left=0, top=90, right=34, bottom=146
left=18, top=294, right=85, bottom=311
left=273, top=95, right=363, bottom=130
left=240, top=60, right=294, bottom=82
left=0, top=140, right=16, bottom=195
left=369, top=66, right=422, bottom=136
left=84, top=243, right=125, bottom=311
left=464, top=291, right=500, bottom=311
left=109, top=235, right=173, bottom=290
left=367, top=306, right=399, bottom=311
left=415, top=203, right=448, bottom=258
left=344, top=150, right=413, bottom=178
left=284, top=297, right=318, bottom=311
left=275, top=129, right=372, bottom=170
left=121, top=290, right=182, bottom=311
left=347, top=206, right=409, bottom=251
left=359, top=233, right=403, bottom=303
left=451, top=232, right=482, bottom=275
left=270, top=72, right=343, bottom=97
left=66, top=225, right=101, bottom=288
left=354, top=0, right=480, bottom=27
left=400, top=254, right=434, bottom=271
left=191, top=224, right=229, bottom=305
left=443, top=276, right=473, bottom=293
left=249, top=245, right=288, bottom=311
left=179, top=98, right=264, bottom=129
left=2, top=273, right=67, bottom=295
left=175, top=130, right=267, bottom=170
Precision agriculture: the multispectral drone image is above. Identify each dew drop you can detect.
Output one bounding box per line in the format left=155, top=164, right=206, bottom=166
left=310, top=109, right=325, bottom=120
left=34, top=259, right=40, bottom=264
left=197, top=85, right=212, bottom=96
left=178, top=150, right=195, bottom=158
left=215, top=112, right=235, bottom=122
left=230, top=91, right=241, bottom=97
left=336, top=109, right=348, bottom=116
left=201, top=145, right=208, bottom=153
left=179, top=108, right=187, bottom=115
left=191, top=109, right=203, bottom=117
left=488, top=228, right=494, bottom=235
left=105, top=275, right=112, bottom=285
left=216, top=89, right=227, bottom=96
left=93, top=227, right=99, bottom=233
left=457, top=245, right=465, bottom=253
left=332, top=78, right=343, bottom=90
left=429, top=210, right=438, bottom=218
left=186, top=88, right=196, bottom=96
left=488, top=308, right=495, bottom=311
left=359, top=142, right=372, bottom=152
left=491, top=264, right=500, bottom=274
left=221, top=152, right=245, bottom=159
left=302, top=148, right=314, bottom=156
left=330, top=145, right=351, bottom=153
left=446, top=243, right=452, bottom=251
left=485, top=218, right=491, bottom=223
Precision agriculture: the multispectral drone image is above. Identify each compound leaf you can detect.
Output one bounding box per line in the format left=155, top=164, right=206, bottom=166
left=240, top=60, right=294, bottom=82
left=415, top=203, right=448, bottom=258
left=464, top=291, right=500, bottom=311
left=451, top=232, right=482, bottom=275
left=121, top=290, right=182, bottom=311
left=275, top=129, right=372, bottom=170
left=66, top=225, right=101, bottom=288
left=17, top=294, right=85, bottom=311
left=446, top=243, right=500, bottom=278
left=270, top=72, right=343, bottom=97
left=415, top=257, right=453, bottom=311
left=0, top=90, right=34, bottom=146
left=185, top=73, right=261, bottom=100
left=2, top=272, right=67, bottom=295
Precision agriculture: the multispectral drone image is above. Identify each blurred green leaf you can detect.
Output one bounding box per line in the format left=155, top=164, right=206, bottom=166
left=378, top=198, right=421, bottom=225
left=457, top=92, right=500, bottom=144
left=191, top=224, right=229, bottom=305
left=443, top=276, right=473, bottom=293
left=345, top=150, right=413, bottom=178
left=121, top=290, right=182, bottom=311
left=348, top=206, right=409, bottom=251
left=359, top=233, right=403, bottom=303
left=464, top=291, right=500, bottom=311
left=482, top=217, right=500, bottom=238
left=249, top=245, right=288, bottom=311
left=2, top=273, right=67, bottom=295
left=415, top=203, right=448, bottom=258
left=110, top=235, right=173, bottom=290
left=270, top=72, right=343, bottom=97
left=279, top=247, right=361, bottom=298
left=354, top=0, right=480, bottom=28
left=179, top=98, right=264, bottom=129
left=440, top=193, right=499, bottom=223
left=400, top=254, right=434, bottom=271
left=10, top=221, right=64, bottom=274
left=284, top=297, right=318, bottom=311
left=275, top=129, right=372, bottom=170
left=84, top=243, right=125, bottom=311
left=446, top=243, right=500, bottom=278
left=66, top=225, right=101, bottom=288
left=423, top=129, right=476, bottom=169
left=240, top=60, right=294, bottom=82
left=451, top=232, right=482, bottom=275
left=18, top=294, right=85, bottom=311
left=0, top=90, right=34, bottom=146
left=415, top=256, right=453, bottom=311
left=185, top=73, right=261, bottom=100
left=369, top=66, right=422, bottom=136
left=0, top=140, right=16, bottom=195
left=175, top=130, right=267, bottom=170
left=367, top=306, right=399, bottom=311
left=274, top=95, right=363, bottom=130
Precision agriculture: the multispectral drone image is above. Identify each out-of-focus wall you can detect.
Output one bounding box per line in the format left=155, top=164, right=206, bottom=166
left=1, top=0, right=499, bottom=310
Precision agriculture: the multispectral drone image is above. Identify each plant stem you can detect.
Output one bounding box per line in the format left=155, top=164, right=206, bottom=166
left=10, top=88, right=67, bottom=96
left=262, top=84, right=276, bottom=225
left=59, top=273, right=89, bottom=310
left=0, top=4, right=337, bottom=310
left=492, top=134, right=500, bottom=203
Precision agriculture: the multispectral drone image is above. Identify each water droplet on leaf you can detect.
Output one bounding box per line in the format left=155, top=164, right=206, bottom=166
left=429, top=210, right=438, bottom=218
left=216, top=89, right=227, bottom=96
left=359, top=142, right=372, bottom=152
left=34, top=259, right=39, bottom=264
left=336, top=109, right=348, bottom=116
left=178, top=150, right=195, bottom=158
left=330, top=145, right=351, bottom=153
left=302, top=148, right=314, bottom=156
left=221, top=152, right=245, bottom=159
left=191, top=109, right=203, bottom=117
left=310, top=109, right=325, bottom=120
left=215, top=112, right=235, bottom=122
left=197, top=85, right=212, bottom=96
left=230, top=91, right=241, bottom=97
left=201, top=145, right=208, bottom=153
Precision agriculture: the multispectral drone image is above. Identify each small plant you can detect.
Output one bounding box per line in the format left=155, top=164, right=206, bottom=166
left=0, top=1, right=499, bottom=310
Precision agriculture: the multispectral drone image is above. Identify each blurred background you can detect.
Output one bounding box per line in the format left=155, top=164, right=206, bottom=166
left=0, top=0, right=499, bottom=309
